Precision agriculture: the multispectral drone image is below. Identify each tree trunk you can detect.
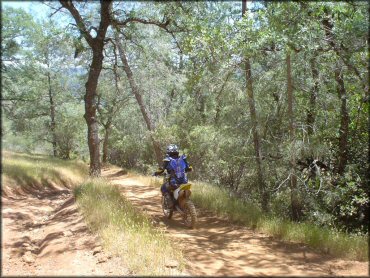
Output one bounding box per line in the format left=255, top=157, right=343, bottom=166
left=60, top=0, right=112, bottom=176
left=84, top=49, right=104, bottom=176
left=114, top=31, right=162, bottom=165
left=179, top=51, right=183, bottom=70
left=307, top=57, right=318, bottom=136
left=335, top=66, right=349, bottom=175
left=242, top=0, right=268, bottom=212
left=102, top=123, right=111, bottom=164
left=322, top=12, right=350, bottom=175
left=198, top=93, right=206, bottom=124
left=286, top=51, right=301, bottom=221
left=214, top=71, right=232, bottom=125
left=47, top=70, right=57, bottom=157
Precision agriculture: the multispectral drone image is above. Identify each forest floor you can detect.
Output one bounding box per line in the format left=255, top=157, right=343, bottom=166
left=104, top=167, right=369, bottom=277
left=2, top=167, right=368, bottom=276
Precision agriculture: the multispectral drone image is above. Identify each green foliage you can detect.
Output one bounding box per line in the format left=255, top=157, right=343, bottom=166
left=333, top=167, right=369, bottom=232
left=105, top=0, right=368, bottom=233
left=55, top=109, right=87, bottom=159
left=2, top=1, right=368, bottom=241
left=2, top=7, right=85, bottom=158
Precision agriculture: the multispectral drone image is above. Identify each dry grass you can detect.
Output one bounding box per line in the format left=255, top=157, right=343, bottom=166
left=2, top=151, right=185, bottom=274
left=2, top=150, right=88, bottom=195
left=139, top=172, right=368, bottom=261
left=74, top=179, right=185, bottom=276
left=194, top=182, right=368, bottom=261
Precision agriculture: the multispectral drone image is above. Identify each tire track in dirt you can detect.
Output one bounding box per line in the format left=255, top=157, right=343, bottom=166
left=2, top=187, right=128, bottom=276
left=104, top=168, right=368, bottom=276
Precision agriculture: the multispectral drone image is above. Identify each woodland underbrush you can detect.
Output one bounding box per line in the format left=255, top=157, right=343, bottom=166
left=193, top=181, right=368, bottom=261
left=2, top=150, right=88, bottom=195
left=73, top=179, right=185, bottom=275
left=145, top=173, right=368, bottom=261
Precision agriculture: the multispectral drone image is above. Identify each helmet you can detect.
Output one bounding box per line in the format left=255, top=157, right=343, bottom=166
left=166, top=144, right=179, bottom=156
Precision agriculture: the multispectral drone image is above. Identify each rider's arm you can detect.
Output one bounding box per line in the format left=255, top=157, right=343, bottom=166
left=154, top=159, right=170, bottom=176
left=183, top=154, right=193, bottom=172
left=186, top=165, right=193, bottom=172
left=154, top=168, right=165, bottom=176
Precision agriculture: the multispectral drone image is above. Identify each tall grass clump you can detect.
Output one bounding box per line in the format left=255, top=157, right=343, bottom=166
left=191, top=181, right=263, bottom=228
left=2, top=151, right=88, bottom=193
left=147, top=173, right=367, bottom=261
left=258, top=219, right=368, bottom=260
left=146, top=175, right=263, bottom=226
left=74, top=179, right=184, bottom=275
left=193, top=181, right=368, bottom=261
left=129, top=174, right=369, bottom=261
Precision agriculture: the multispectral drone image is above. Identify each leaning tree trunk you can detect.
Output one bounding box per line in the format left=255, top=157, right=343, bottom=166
left=47, top=69, right=57, bottom=157
left=286, top=51, right=301, bottom=221
left=114, top=31, right=162, bottom=165
left=242, top=0, right=268, bottom=212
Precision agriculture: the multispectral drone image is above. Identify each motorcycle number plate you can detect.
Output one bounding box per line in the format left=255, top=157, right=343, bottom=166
left=173, top=187, right=181, bottom=200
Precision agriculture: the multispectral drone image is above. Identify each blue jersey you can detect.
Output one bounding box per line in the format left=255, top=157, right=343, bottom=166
left=160, top=154, right=191, bottom=193
left=167, top=155, right=187, bottom=179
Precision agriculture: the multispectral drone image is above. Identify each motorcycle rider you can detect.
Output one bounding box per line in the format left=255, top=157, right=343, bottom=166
left=153, top=144, right=193, bottom=208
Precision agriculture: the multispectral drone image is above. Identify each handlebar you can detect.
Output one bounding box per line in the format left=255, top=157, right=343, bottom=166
left=152, top=172, right=168, bottom=177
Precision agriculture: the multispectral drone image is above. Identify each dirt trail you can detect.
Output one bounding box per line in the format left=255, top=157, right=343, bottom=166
left=104, top=168, right=368, bottom=276
left=2, top=187, right=128, bottom=276
left=2, top=168, right=367, bottom=276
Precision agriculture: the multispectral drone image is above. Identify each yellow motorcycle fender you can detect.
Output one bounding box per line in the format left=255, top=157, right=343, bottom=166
left=179, top=183, right=192, bottom=191
left=174, top=184, right=192, bottom=200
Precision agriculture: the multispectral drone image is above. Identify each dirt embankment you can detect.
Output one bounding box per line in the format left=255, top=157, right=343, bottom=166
left=2, top=187, right=128, bottom=276
left=105, top=168, right=369, bottom=277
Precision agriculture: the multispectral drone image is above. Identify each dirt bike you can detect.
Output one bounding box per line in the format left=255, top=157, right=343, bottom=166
left=161, top=174, right=197, bottom=229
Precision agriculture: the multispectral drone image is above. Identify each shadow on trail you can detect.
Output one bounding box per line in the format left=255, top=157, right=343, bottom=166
left=105, top=169, right=128, bottom=178
left=4, top=167, right=72, bottom=192
left=106, top=168, right=338, bottom=276
left=3, top=211, right=32, bottom=222
left=4, top=190, right=97, bottom=260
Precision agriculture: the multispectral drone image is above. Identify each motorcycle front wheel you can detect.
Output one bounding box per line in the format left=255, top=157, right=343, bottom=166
left=162, top=195, right=173, bottom=219
left=183, top=200, right=197, bottom=229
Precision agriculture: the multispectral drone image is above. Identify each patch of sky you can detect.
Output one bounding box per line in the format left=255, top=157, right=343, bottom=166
left=2, top=1, right=73, bottom=28
left=3, top=1, right=49, bottom=20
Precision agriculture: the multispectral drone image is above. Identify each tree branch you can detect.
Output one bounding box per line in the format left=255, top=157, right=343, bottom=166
left=112, top=17, right=170, bottom=30
left=49, top=6, right=63, bottom=18
left=97, top=0, right=112, bottom=41
left=59, top=0, right=94, bottom=46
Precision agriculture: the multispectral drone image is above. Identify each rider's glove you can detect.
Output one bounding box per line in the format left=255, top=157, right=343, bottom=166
left=154, top=169, right=165, bottom=176
left=186, top=166, right=193, bottom=172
